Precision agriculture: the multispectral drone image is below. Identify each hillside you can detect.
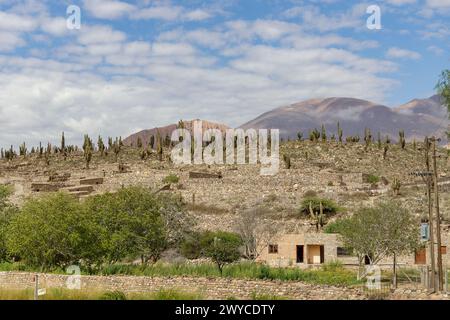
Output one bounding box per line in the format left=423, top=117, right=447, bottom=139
left=241, top=96, right=448, bottom=142
left=123, top=120, right=229, bottom=147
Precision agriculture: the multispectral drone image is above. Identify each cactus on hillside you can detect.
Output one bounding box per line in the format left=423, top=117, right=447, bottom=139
left=283, top=154, right=291, bottom=169
left=19, top=142, right=27, bottom=158
left=337, top=122, right=343, bottom=144
left=321, top=124, right=327, bottom=142
left=392, top=178, right=401, bottom=196
left=399, top=130, right=406, bottom=149
left=309, top=201, right=326, bottom=232
left=364, top=128, right=372, bottom=151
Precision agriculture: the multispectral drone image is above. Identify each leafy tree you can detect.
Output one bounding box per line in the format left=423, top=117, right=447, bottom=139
left=336, top=201, right=419, bottom=280
left=5, top=193, right=102, bottom=270
left=0, top=185, right=17, bottom=262
left=436, top=69, right=450, bottom=114
left=84, top=187, right=187, bottom=264
left=200, top=231, right=242, bottom=275
left=377, top=201, right=420, bottom=288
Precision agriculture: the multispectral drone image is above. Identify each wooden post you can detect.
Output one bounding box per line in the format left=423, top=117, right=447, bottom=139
left=425, top=137, right=436, bottom=292
left=432, top=138, right=444, bottom=292
left=34, top=274, right=39, bottom=301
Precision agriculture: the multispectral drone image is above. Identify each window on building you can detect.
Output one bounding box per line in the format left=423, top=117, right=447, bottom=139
left=441, top=246, right=447, bottom=255
left=268, top=244, right=278, bottom=254
left=337, top=247, right=350, bottom=257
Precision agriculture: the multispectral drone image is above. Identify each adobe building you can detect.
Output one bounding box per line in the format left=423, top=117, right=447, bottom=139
left=257, top=233, right=450, bottom=269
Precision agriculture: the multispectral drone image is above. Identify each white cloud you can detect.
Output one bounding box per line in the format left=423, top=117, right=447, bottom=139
left=0, top=11, right=37, bottom=32
left=427, top=45, right=444, bottom=55
left=184, top=9, right=212, bottom=21
left=0, top=31, right=25, bottom=51
left=384, top=0, right=417, bottom=5
left=386, top=47, right=421, bottom=60
left=282, top=4, right=366, bottom=31
left=426, top=0, right=450, bottom=8
left=83, top=0, right=135, bottom=19
left=77, top=25, right=127, bottom=45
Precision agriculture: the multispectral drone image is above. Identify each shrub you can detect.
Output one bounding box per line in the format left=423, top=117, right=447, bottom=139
left=152, top=289, right=203, bottom=300
left=100, top=291, right=127, bottom=300
left=163, top=174, right=180, bottom=184
left=180, top=232, right=203, bottom=260
left=200, top=231, right=242, bottom=275
left=303, top=190, right=317, bottom=198
left=299, top=197, right=340, bottom=216
left=324, top=218, right=349, bottom=234
left=366, top=174, right=380, bottom=184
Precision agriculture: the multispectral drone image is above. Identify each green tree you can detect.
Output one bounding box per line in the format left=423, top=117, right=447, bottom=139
left=337, top=201, right=419, bottom=280
left=436, top=69, right=450, bottom=113
left=200, top=231, right=242, bottom=275
left=5, top=193, right=101, bottom=270
left=84, top=187, right=172, bottom=264
left=0, top=185, right=17, bottom=262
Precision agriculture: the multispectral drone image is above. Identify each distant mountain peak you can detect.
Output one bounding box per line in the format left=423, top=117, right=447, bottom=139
left=241, top=95, right=448, bottom=142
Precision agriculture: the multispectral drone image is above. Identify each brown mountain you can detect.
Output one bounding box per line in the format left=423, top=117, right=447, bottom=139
left=240, top=95, right=448, bottom=142
left=123, top=119, right=229, bottom=147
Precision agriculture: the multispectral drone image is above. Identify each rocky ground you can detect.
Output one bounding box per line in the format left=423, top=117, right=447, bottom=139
left=1, top=140, right=450, bottom=234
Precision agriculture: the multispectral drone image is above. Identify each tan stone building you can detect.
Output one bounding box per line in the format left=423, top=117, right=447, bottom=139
left=257, top=233, right=450, bottom=269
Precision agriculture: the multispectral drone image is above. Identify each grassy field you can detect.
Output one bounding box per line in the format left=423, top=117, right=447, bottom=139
left=0, top=288, right=204, bottom=300
left=0, top=261, right=361, bottom=287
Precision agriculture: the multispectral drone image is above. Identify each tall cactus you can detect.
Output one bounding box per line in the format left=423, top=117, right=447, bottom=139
left=399, top=130, right=406, bottom=149
left=337, top=122, right=343, bottom=144
left=309, top=201, right=326, bottom=232
left=392, top=178, right=401, bottom=196
left=19, top=142, right=27, bottom=158
left=321, top=124, right=327, bottom=143
left=364, top=128, right=372, bottom=151
left=83, top=134, right=93, bottom=169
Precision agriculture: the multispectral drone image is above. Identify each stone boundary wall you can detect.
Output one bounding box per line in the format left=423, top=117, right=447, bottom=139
left=2, top=272, right=447, bottom=300
left=0, top=272, right=365, bottom=300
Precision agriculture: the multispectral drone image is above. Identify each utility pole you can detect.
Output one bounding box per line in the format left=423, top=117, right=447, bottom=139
left=424, top=137, right=436, bottom=293
left=431, top=137, right=444, bottom=291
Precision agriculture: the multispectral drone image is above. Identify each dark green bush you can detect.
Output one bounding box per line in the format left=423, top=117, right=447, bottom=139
left=299, top=197, right=341, bottom=216
left=163, top=174, right=180, bottom=184
left=100, top=291, right=127, bottom=300
left=180, top=232, right=203, bottom=260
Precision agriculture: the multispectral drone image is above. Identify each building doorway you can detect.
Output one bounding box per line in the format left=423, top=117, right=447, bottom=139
left=296, top=245, right=304, bottom=263
left=307, top=245, right=324, bottom=264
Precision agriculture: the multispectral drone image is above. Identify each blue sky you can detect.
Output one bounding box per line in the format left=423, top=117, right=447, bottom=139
left=0, top=0, right=449, bottom=147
